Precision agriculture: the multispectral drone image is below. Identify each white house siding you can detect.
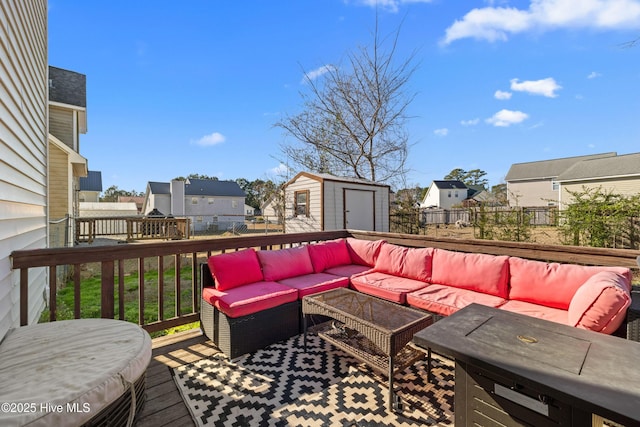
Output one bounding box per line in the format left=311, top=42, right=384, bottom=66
left=0, top=0, right=48, bottom=338
left=560, top=177, right=640, bottom=210
left=146, top=194, right=171, bottom=216
left=186, top=196, right=245, bottom=232
left=507, top=179, right=558, bottom=207
left=285, top=176, right=322, bottom=233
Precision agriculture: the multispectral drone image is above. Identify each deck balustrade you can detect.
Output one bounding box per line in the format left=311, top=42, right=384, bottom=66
left=10, top=230, right=640, bottom=333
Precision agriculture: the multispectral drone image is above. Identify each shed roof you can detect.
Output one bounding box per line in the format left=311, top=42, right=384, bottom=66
left=505, top=152, right=616, bottom=181
left=557, top=152, right=640, bottom=182
left=79, top=170, right=102, bottom=192
left=286, top=171, right=390, bottom=188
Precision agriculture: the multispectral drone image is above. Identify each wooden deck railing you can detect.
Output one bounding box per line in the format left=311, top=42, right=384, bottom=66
left=75, top=216, right=191, bottom=243
left=10, top=230, right=640, bottom=333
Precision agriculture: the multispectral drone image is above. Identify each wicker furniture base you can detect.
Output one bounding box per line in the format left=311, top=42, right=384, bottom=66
left=302, top=288, right=433, bottom=412
left=82, top=373, right=146, bottom=427
left=201, top=298, right=300, bottom=359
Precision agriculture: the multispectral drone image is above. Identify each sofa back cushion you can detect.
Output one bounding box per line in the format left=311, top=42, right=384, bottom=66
left=207, top=248, right=264, bottom=291
left=374, top=243, right=433, bottom=282
left=346, top=238, right=385, bottom=266
left=431, top=249, right=510, bottom=298
left=307, top=239, right=352, bottom=273
left=257, top=246, right=314, bottom=282
left=568, top=271, right=631, bottom=334
left=508, top=257, right=631, bottom=310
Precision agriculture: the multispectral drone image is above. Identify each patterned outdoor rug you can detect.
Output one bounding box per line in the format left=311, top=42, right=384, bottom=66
left=172, top=334, right=454, bottom=426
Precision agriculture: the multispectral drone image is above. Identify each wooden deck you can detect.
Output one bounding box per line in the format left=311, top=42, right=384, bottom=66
left=137, top=329, right=220, bottom=427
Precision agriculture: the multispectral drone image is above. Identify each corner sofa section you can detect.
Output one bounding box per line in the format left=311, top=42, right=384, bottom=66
left=201, top=238, right=634, bottom=358
left=200, top=238, right=382, bottom=358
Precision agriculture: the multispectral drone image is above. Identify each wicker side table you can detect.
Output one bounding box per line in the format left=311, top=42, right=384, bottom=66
left=627, top=287, right=640, bottom=342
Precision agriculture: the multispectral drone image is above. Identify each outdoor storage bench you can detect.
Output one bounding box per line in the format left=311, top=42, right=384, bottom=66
left=202, top=237, right=635, bottom=358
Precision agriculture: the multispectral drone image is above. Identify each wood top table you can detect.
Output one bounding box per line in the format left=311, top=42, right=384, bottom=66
left=413, top=303, right=640, bottom=426
left=302, top=288, right=433, bottom=411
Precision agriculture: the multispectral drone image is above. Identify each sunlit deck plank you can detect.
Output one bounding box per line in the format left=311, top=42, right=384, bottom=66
left=137, top=329, right=219, bottom=427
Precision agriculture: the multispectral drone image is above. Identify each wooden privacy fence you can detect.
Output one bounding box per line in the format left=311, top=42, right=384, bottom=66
left=420, top=207, right=557, bottom=226
left=75, top=216, right=190, bottom=243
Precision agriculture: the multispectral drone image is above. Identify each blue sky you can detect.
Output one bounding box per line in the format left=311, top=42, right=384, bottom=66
left=48, top=0, right=640, bottom=192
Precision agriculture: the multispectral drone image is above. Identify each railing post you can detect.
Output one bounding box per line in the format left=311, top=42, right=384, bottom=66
left=20, top=268, right=28, bottom=326
left=101, top=261, right=115, bottom=319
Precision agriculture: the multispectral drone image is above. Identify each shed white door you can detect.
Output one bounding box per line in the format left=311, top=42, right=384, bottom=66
left=344, top=189, right=375, bottom=230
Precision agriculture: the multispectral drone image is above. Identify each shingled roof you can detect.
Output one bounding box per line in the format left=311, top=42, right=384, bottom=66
left=147, top=179, right=245, bottom=197
left=557, top=152, right=640, bottom=181
left=505, top=152, right=617, bottom=181
left=432, top=180, right=467, bottom=189
left=79, top=171, right=102, bottom=192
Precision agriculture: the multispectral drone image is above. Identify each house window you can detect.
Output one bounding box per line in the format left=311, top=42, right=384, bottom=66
left=294, top=190, right=309, bottom=217
left=454, top=191, right=459, bottom=198
left=552, top=180, right=559, bottom=191
left=191, top=197, right=198, bottom=205
left=232, top=200, right=238, bottom=208
left=448, top=191, right=452, bottom=198
left=208, top=198, right=214, bottom=204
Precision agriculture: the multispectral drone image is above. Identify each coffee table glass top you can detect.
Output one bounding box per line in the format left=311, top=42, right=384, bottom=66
left=305, top=288, right=428, bottom=332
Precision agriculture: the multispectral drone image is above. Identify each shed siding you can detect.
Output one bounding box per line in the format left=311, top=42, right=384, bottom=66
left=0, top=0, right=48, bottom=338
left=507, top=179, right=559, bottom=207
left=285, top=176, right=322, bottom=233
left=49, top=107, right=74, bottom=149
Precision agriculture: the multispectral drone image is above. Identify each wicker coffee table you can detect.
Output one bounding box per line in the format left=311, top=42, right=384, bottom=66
left=302, top=288, right=433, bottom=411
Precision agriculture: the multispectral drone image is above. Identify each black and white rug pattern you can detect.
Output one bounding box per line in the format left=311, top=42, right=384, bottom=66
left=172, top=334, right=454, bottom=426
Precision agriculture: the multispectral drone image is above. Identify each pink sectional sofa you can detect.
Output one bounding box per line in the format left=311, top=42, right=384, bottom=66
left=201, top=238, right=633, bottom=358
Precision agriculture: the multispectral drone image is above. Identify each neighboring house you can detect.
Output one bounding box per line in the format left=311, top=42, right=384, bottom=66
left=505, top=153, right=617, bottom=207
left=283, top=172, right=390, bottom=233
left=244, top=204, right=256, bottom=217
left=420, top=180, right=468, bottom=210
left=260, top=194, right=284, bottom=223
left=142, top=179, right=246, bottom=232
left=79, top=170, right=103, bottom=203
left=0, top=1, right=48, bottom=337
left=557, top=152, right=640, bottom=209
left=117, top=196, right=145, bottom=214
left=48, top=66, right=90, bottom=247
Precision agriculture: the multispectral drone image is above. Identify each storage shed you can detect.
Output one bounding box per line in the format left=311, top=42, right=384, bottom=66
left=283, top=172, right=390, bottom=233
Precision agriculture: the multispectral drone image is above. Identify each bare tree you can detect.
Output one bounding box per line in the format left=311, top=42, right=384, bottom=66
left=275, top=19, right=417, bottom=186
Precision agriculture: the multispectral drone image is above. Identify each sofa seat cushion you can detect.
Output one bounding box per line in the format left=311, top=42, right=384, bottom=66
left=407, top=284, right=507, bottom=317
left=374, top=243, right=433, bottom=282
left=257, top=246, right=314, bottom=282
left=508, top=257, right=632, bottom=310
left=278, top=273, right=349, bottom=298
left=202, top=281, right=298, bottom=318
left=324, top=264, right=372, bottom=277
left=568, top=271, right=631, bottom=334
left=431, top=249, right=510, bottom=298
left=498, top=300, right=569, bottom=325
left=207, top=248, right=264, bottom=291
left=307, top=239, right=352, bottom=273
left=350, top=272, right=429, bottom=304
left=346, top=238, right=385, bottom=266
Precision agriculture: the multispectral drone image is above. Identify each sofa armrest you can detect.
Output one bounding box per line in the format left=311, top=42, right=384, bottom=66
left=200, top=262, right=215, bottom=290
left=627, top=287, right=640, bottom=341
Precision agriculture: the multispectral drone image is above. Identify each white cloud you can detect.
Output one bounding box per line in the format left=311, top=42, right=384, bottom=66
left=269, top=163, right=289, bottom=176
left=434, top=128, right=449, bottom=136
left=193, top=132, right=226, bottom=146
left=587, top=71, right=602, bottom=79
left=494, top=90, right=512, bottom=100
left=510, top=77, right=561, bottom=97
left=442, top=0, right=640, bottom=45
left=461, top=118, right=480, bottom=126
left=351, top=0, right=433, bottom=13
left=486, top=109, right=529, bottom=127
left=302, top=65, right=335, bottom=84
